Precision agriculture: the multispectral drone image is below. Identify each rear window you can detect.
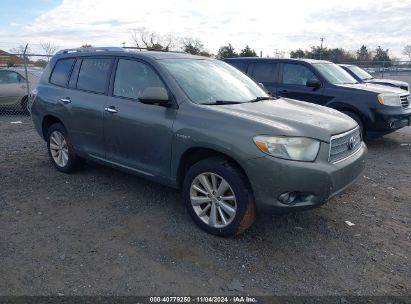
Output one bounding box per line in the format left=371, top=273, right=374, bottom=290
left=251, top=63, right=277, bottom=82
left=76, top=58, right=112, bottom=94
left=50, top=58, right=75, bottom=87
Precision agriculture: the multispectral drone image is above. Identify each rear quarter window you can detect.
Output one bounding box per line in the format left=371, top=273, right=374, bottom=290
left=50, top=58, right=75, bottom=87
left=76, top=58, right=112, bottom=94
left=227, top=61, right=248, bottom=73
left=250, top=63, right=277, bottom=82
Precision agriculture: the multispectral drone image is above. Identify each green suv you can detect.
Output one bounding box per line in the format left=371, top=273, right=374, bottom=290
left=31, top=47, right=367, bottom=236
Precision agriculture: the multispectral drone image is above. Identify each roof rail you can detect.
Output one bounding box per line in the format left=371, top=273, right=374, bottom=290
left=123, top=46, right=187, bottom=54
left=56, top=47, right=125, bottom=55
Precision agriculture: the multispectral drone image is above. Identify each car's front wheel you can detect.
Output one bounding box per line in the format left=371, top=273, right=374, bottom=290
left=342, top=111, right=364, bottom=139
left=182, top=157, right=256, bottom=237
left=47, top=123, right=84, bottom=173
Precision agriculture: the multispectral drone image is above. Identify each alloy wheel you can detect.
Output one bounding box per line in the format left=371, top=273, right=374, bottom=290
left=49, top=131, right=69, bottom=167
left=190, top=172, right=237, bottom=228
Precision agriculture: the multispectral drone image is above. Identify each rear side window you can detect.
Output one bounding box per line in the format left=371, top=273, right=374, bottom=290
left=227, top=61, right=247, bottom=73
left=50, top=58, right=75, bottom=87
left=282, top=63, right=318, bottom=85
left=77, top=58, right=112, bottom=94
left=0, top=71, right=24, bottom=84
left=251, top=63, right=277, bottom=82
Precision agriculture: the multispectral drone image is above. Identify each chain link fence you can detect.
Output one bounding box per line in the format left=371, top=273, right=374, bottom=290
left=0, top=50, right=50, bottom=117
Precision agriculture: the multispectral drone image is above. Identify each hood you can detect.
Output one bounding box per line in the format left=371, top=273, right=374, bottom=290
left=365, top=78, right=409, bottom=88
left=336, top=82, right=406, bottom=95
left=211, top=98, right=356, bottom=142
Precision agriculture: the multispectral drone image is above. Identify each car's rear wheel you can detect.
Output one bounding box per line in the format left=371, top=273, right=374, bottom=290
left=21, top=96, right=30, bottom=115
left=182, top=157, right=256, bottom=237
left=47, top=123, right=84, bottom=173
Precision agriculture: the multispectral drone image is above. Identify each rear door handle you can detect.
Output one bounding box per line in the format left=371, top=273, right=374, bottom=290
left=105, top=106, right=118, bottom=114
left=60, top=97, right=71, bottom=104
left=279, top=90, right=289, bottom=95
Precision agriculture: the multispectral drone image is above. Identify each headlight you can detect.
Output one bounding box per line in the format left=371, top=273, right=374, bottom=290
left=253, top=136, right=320, bottom=161
left=377, top=93, right=401, bottom=106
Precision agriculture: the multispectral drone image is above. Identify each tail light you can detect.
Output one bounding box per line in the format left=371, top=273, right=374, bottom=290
left=30, top=88, right=38, bottom=104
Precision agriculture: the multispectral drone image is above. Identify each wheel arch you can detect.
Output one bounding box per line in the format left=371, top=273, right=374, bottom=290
left=329, top=103, right=368, bottom=125
left=42, top=115, right=62, bottom=140
left=176, top=147, right=251, bottom=190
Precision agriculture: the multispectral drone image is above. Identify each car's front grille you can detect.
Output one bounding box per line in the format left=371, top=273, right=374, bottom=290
left=329, top=127, right=362, bottom=163
left=400, top=94, right=410, bottom=108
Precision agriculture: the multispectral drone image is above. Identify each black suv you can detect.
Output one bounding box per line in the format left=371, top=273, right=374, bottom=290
left=224, top=58, right=411, bottom=138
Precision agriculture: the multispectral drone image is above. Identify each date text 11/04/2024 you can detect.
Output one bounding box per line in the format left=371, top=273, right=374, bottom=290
left=149, top=296, right=258, bottom=303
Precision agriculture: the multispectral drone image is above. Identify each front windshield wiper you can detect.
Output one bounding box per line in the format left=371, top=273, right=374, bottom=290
left=201, top=100, right=244, bottom=105
left=248, top=96, right=277, bottom=103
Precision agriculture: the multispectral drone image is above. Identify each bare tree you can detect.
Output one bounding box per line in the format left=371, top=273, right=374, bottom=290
left=40, top=42, right=59, bottom=62
left=10, top=45, right=31, bottom=59
left=180, top=37, right=210, bottom=56
left=403, top=45, right=411, bottom=60
left=130, top=28, right=177, bottom=51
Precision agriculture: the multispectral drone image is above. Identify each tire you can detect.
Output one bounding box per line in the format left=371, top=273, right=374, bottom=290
left=182, top=157, right=256, bottom=237
left=46, top=123, right=84, bottom=173
left=342, top=111, right=365, bottom=139
left=21, top=96, right=30, bottom=115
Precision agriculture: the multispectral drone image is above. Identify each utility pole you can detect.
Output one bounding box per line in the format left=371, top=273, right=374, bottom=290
left=320, top=37, right=325, bottom=60
left=122, top=41, right=126, bottom=48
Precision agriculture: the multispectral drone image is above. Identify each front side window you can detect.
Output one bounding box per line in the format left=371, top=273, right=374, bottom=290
left=159, top=59, right=268, bottom=104
left=0, top=71, right=23, bottom=84
left=77, top=58, right=112, bottom=94
left=114, top=59, right=165, bottom=100
left=251, top=63, right=277, bottom=83
left=50, top=58, right=75, bottom=87
left=314, top=63, right=357, bottom=85
left=282, top=63, right=318, bottom=85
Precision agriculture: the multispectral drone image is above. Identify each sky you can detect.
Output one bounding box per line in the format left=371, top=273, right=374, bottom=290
left=0, top=0, right=410, bottom=58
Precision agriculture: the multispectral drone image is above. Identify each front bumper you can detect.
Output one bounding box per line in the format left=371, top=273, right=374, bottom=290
left=369, top=106, right=411, bottom=132
left=245, top=141, right=367, bottom=213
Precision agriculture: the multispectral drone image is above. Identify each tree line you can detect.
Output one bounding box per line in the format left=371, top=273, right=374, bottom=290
left=290, top=45, right=397, bottom=65
left=6, top=27, right=411, bottom=68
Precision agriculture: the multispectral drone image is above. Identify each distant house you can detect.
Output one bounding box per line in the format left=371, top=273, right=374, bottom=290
left=0, top=49, right=32, bottom=67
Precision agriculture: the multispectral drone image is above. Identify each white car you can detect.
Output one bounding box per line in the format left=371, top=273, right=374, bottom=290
left=0, top=68, right=42, bottom=113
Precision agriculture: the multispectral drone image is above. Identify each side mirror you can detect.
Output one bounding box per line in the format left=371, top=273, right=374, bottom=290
left=258, top=82, right=265, bottom=89
left=306, top=79, right=321, bottom=89
left=139, top=87, right=169, bottom=105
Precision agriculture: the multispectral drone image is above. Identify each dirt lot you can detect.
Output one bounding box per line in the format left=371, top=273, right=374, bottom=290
left=0, top=115, right=409, bottom=296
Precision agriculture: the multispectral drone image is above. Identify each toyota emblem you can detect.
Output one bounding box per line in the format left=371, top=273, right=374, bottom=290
left=348, top=136, right=356, bottom=150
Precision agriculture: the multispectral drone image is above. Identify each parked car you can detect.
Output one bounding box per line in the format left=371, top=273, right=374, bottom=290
left=31, top=47, right=367, bottom=236
left=0, top=68, right=41, bottom=113
left=224, top=58, right=411, bottom=138
left=339, top=64, right=409, bottom=92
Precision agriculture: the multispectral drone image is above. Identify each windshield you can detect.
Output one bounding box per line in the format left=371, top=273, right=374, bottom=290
left=314, top=63, right=358, bottom=85
left=346, top=65, right=373, bottom=80
left=159, top=59, right=268, bottom=104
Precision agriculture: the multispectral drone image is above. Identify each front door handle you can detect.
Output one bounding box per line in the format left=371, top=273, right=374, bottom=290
left=279, top=90, right=289, bottom=95
left=60, top=97, right=71, bottom=104
left=105, top=106, right=118, bottom=114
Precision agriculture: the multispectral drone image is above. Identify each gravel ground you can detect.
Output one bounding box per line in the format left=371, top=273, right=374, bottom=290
left=0, top=115, right=409, bottom=296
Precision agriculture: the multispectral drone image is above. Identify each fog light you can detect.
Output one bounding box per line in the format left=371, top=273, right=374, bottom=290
left=278, top=192, right=297, bottom=205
